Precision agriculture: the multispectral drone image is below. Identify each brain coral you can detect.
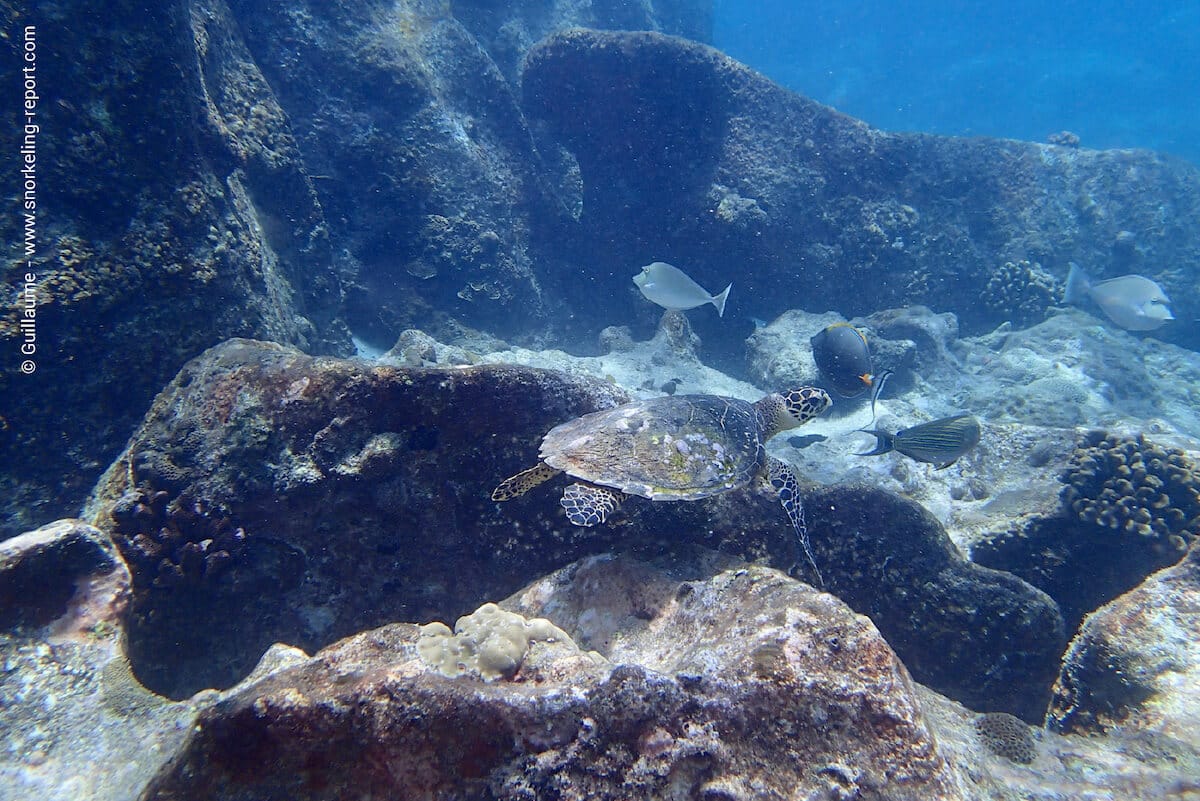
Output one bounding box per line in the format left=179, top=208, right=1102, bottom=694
left=975, top=712, right=1037, bottom=764
left=1060, top=431, right=1200, bottom=555
left=981, top=259, right=1061, bottom=328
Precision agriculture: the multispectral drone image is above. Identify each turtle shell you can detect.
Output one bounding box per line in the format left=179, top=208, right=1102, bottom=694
left=539, top=394, right=767, bottom=500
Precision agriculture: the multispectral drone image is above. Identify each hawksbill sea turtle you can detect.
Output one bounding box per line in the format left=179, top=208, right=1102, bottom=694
left=491, top=387, right=832, bottom=583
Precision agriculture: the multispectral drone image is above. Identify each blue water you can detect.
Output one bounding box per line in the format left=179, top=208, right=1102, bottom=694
left=714, top=1, right=1200, bottom=165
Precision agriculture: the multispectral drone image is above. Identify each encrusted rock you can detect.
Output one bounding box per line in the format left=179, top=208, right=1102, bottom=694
left=85, top=338, right=631, bottom=698
left=140, top=554, right=963, bottom=801
left=0, top=519, right=126, bottom=637
left=0, top=519, right=191, bottom=801
left=802, top=485, right=1066, bottom=722
left=1048, top=543, right=1200, bottom=738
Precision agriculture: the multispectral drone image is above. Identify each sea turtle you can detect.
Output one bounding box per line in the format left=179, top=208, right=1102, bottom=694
left=492, top=387, right=832, bottom=581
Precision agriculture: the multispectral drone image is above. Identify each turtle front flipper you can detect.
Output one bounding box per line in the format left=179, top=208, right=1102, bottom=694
left=767, top=457, right=823, bottom=587
left=561, top=482, right=627, bottom=527
left=492, top=462, right=560, bottom=501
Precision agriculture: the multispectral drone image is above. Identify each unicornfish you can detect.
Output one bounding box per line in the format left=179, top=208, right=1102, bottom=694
left=1063, top=262, right=1173, bottom=331
left=634, top=261, right=732, bottom=317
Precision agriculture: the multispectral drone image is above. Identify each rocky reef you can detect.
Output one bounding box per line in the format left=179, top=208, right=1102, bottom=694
left=1048, top=544, right=1200, bottom=740
left=522, top=29, right=1200, bottom=358
left=973, top=428, right=1200, bottom=632
left=0, top=520, right=195, bottom=801
left=142, top=555, right=960, bottom=801
left=6, top=10, right=1200, bottom=539
left=78, top=337, right=1061, bottom=721
left=6, top=533, right=1198, bottom=800
left=4, top=2, right=1200, bottom=798
left=86, top=339, right=629, bottom=697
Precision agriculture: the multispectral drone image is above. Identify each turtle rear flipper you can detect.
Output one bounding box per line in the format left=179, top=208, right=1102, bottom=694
left=492, top=463, right=559, bottom=501
left=561, top=483, right=627, bottom=527
left=767, top=457, right=823, bottom=587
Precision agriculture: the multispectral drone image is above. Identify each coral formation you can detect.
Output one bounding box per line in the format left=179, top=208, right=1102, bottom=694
left=974, top=712, right=1037, bottom=764
left=108, top=482, right=250, bottom=592
left=417, top=602, right=577, bottom=680
left=1047, top=131, right=1081, bottom=147
left=981, top=260, right=1061, bottom=328
left=1060, top=431, right=1200, bottom=555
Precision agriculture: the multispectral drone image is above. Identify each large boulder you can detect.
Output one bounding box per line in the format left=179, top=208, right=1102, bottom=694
left=0, top=0, right=348, bottom=539
left=84, top=338, right=628, bottom=698
left=0, top=520, right=194, bottom=801
left=84, top=338, right=1063, bottom=723
left=1048, top=544, right=1200, bottom=738
left=521, top=29, right=1200, bottom=354
left=140, top=554, right=964, bottom=801
left=803, top=485, right=1066, bottom=723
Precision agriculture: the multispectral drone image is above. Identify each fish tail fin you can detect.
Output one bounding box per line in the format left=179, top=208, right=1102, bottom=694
left=1063, top=262, right=1090, bottom=306
left=854, top=429, right=895, bottom=457
left=711, top=283, right=732, bottom=318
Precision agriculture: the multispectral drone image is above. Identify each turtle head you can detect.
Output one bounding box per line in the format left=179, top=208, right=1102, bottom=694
left=758, top=387, right=832, bottom=437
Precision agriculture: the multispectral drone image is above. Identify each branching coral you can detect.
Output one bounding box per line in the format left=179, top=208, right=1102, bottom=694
left=1060, top=431, right=1200, bottom=555
left=981, top=259, right=1061, bottom=328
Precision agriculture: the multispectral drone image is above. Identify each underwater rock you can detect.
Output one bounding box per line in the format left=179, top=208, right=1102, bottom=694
left=86, top=338, right=630, bottom=698
left=973, top=429, right=1199, bottom=634
left=0, top=0, right=349, bottom=541
left=745, top=309, right=844, bottom=391
left=953, top=309, right=1200, bottom=437
left=0, top=519, right=125, bottom=635
left=1048, top=544, right=1200, bottom=739
left=0, top=519, right=191, bottom=801
left=802, top=485, right=1067, bottom=723
left=862, top=306, right=960, bottom=372
left=380, top=328, right=481, bottom=368
left=140, top=554, right=963, bottom=801
left=225, top=0, right=559, bottom=343
left=521, top=29, right=1200, bottom=354
left=453, top=0, right=712, bottom=87
left=83, top=338, right=1065, bottom=721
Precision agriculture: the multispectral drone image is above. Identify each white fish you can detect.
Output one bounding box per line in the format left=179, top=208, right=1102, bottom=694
left=1063, top=262, right=1173, bottom=331
left=633, top=262, right=732, bottom=317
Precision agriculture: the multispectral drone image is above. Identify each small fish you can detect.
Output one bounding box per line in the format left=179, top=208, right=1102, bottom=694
left=787, top=433, right=827, bottom=449
left=856, top=414, right=981, bottom=469
left=1063, top=262, right=1173, bottom=331
left=660, top=377, right=684, bottom=395
left=810, top=323, right=876, bottom=398
left=634, top=262, right=732, bottom=317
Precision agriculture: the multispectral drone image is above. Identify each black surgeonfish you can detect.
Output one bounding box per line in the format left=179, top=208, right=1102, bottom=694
left=856, top=414, right=981, bottom=469
left=810, top=323, right=875, bottom=398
